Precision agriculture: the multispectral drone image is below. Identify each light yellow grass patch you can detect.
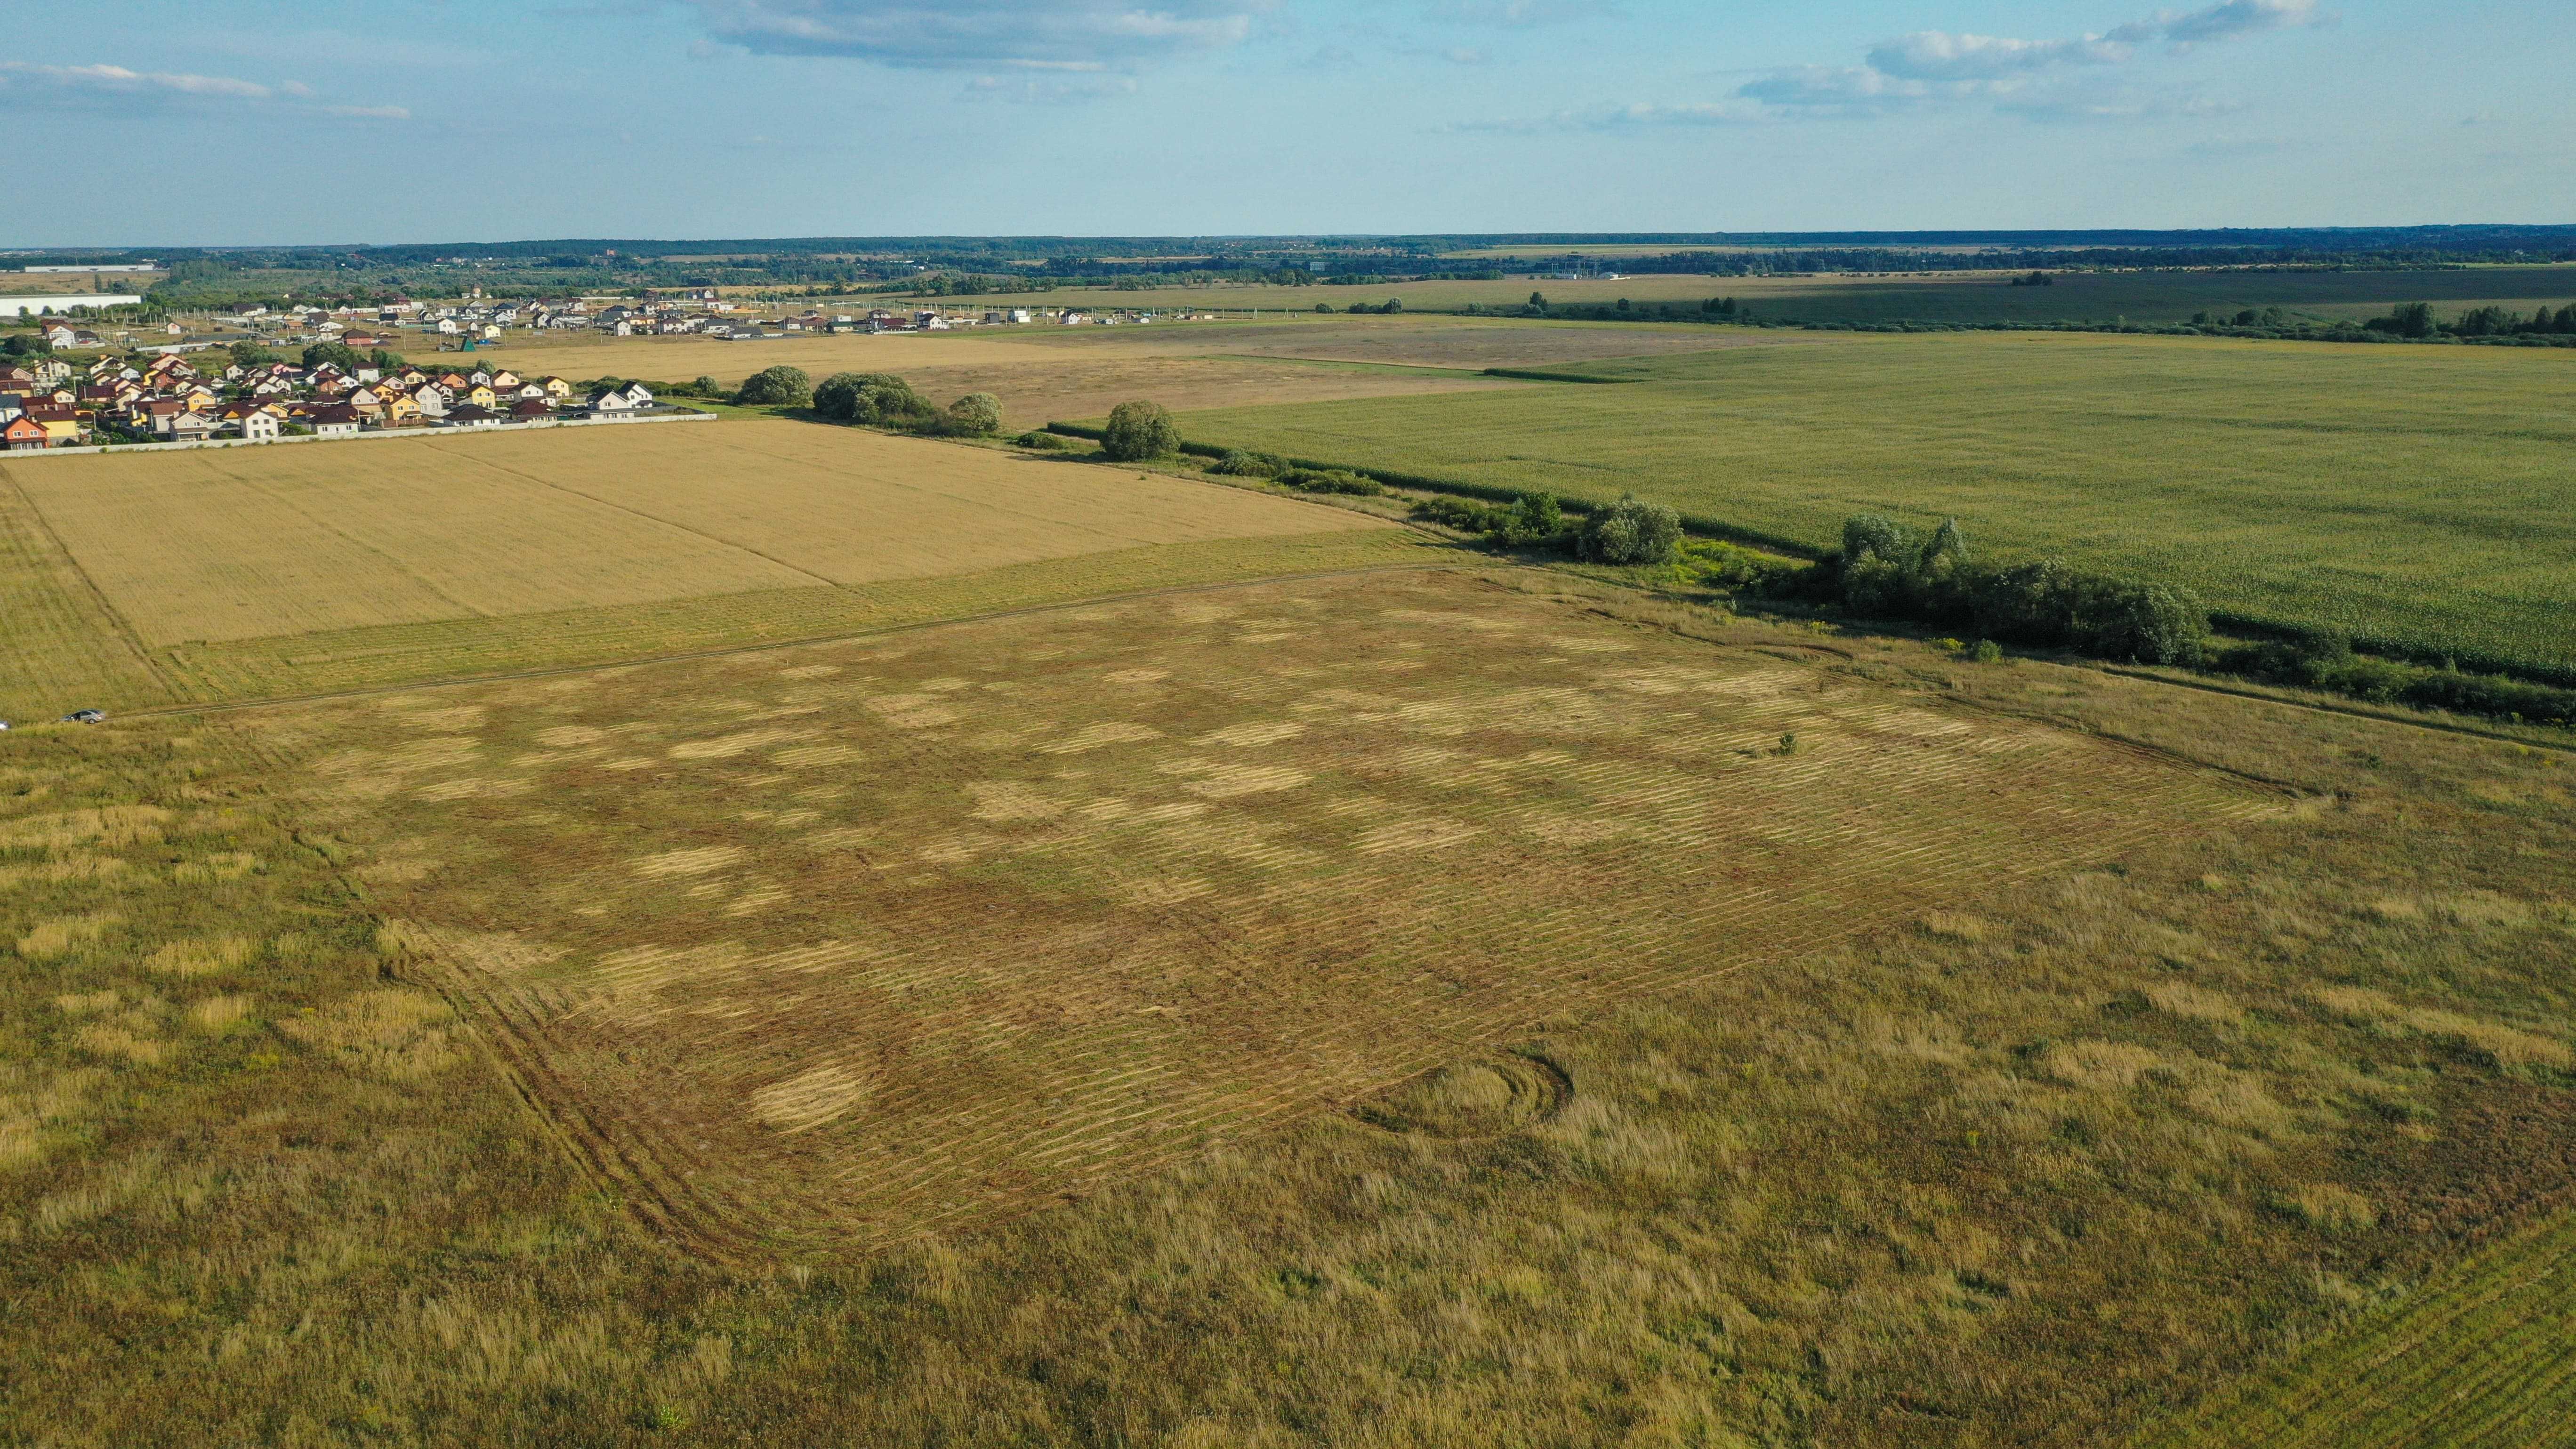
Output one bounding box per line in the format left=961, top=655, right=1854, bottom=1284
left=278, top=990, right=459, bottom=1080
left=52, top=991, right=119, bottom=1016
left=14, top=913, right=120, bottom=960
left=0, top=805, right=169, bottom=853
left=749, top=1064, right=874, bottom=1134
left=146, top=936, right=258, bottom=978
left=2279, top=1183, right=2380, bottom=1233
left=2040, top=1039, right=2166, bottom=1092
left=73, top=1022, right=166, bottom=1067
left=2148, top=982, right=2244, bottom=1023
left=0, top=857, right=129, bottom=891
left=1923, top=911, right=1988, bottom=943
left=2312, top=986, right=2570, bottom=1068
left=170, top=851, right=258, bottom=885
left=187, top=995, right=258, bottom=1032
left=633, top=846, right=748, bottom=878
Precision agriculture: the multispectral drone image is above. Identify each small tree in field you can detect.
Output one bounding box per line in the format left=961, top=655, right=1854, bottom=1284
left=946, top=392, right=1003, bottom=436
left=1581, top=494, right=1682, bottom=564
left=1100, top=401, right=1179, bottom=461
left=735, top=365, right=811, bottom=407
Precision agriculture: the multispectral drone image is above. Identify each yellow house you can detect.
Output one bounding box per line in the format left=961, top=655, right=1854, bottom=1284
left=380, top=392, right=421, bottom=426
left=463, top=384, right=497, bottom=410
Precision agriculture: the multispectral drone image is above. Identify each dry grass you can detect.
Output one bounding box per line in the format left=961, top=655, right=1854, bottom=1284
left=0, top=573, right=2571, bottom=1447
left=14, top=421, right=1387, bottom=651
left=0, top=471, right=169, bottom=720
left=282, top=569, right=2273, bottom=1256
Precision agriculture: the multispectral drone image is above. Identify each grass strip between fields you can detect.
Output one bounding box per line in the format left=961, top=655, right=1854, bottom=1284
left=2139, top=1208, right=2576, bottom=1449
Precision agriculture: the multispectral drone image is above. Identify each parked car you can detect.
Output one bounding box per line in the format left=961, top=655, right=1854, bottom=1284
left=59, top=709, right=105, bottom=724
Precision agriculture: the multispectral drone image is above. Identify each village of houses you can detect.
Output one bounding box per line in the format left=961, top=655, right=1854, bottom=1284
left=0, top=286, right=1195, bottom=453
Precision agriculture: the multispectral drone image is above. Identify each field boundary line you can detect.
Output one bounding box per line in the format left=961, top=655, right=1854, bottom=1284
left=0, top=459, right=188, bottom=703
left=107, top=560, right=1466, bottom=720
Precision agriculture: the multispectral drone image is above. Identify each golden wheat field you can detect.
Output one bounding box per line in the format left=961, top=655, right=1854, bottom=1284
left=1, top=423, right=1391, bottom=651
left=274, top=569, right=2278, bottom=1258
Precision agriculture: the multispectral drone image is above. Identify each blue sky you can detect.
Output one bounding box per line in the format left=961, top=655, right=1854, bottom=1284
left=2, top=1, right=2566, bottom=245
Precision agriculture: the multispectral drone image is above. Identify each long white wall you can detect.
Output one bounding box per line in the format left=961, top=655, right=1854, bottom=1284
left=0, top=295, right=146, bottom=317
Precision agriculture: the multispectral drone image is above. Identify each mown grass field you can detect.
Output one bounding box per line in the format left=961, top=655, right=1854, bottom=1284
left=0, top=422, right=1399, bottom=717
left=5, top=571, right=2572, bottom=1446
left=1171, top=330, right=2576, bottom=672
left=2142, top=1208, right=2576, bottom=1449
left=899, top=265, right=2576, bottom=328
left=290, top=569, right=2273, bottom=1257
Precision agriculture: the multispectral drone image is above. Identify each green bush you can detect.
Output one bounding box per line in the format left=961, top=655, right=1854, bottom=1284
left=1282, top=469, right=1384, bottom=497
left=735, top=365, right=812, bottom=407
left=1100, top=401, right=1179, bottom=461
left=813, top=372, right=936, bottom=428
left=945, top=392, right=1003, bottom=436
left=1013, top=430, right=1067, bottom=451
left=1209, top=450, right=1287, bottom=479
left=1581, top=494, right=1683, bottom=565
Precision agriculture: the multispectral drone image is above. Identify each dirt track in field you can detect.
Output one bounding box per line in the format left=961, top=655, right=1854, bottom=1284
left=281, top=570, right=2279, bottom=1258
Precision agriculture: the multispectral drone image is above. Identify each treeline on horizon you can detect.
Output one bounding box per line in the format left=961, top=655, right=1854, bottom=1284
left=15, top=223, right=2576, bottom=282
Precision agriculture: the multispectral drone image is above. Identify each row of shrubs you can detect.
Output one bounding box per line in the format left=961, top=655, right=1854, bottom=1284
left=734, top=365, right=1005, bottom=436
left=1409, top=489, right=1688, bottom=565
left=1799, top=514, right=2576, bottom=723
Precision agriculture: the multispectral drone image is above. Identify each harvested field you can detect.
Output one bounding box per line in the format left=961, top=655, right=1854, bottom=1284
left=3, top=421, right=1390, bottom=649
left=0, top=474, right=167, bottom=720
left=287, top=569, right=2278, bottom=1257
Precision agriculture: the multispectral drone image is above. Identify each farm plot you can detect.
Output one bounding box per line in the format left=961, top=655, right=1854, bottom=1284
left=1178, top=330, right=2576, bottom=675
left=287, top=569, right=2277, bottom=1258
left=4, top=421, right=1390, bottom=651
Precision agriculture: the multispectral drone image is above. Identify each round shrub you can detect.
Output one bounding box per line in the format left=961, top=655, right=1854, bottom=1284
left=1013, top=430, right=1068, bottom=450
left=946, top=392, right=1003, bottom=436
left=1581, top=494, right=1683, bottom=565
left=734, top=365, right=812, bottom=407
left=2088, top=583, right=2208, bottom=666
left=1100, top=401, right=1179, bottom=461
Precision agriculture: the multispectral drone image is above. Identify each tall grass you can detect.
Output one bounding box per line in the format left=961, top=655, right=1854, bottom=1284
left=0, top=592, right=2570, bottom=1445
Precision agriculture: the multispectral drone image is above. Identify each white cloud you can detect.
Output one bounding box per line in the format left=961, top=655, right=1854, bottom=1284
left=0, top=62, right=275, bottom=100
left=1867, top=32, right=2130, bottom=82
left=1449, top=0, right=2324, bottom=135
left=685, top=0, right=1271, bottom=69
left=1739, top=0, right=2326, bottom=117
left=0, top=60, right=406, bottom=121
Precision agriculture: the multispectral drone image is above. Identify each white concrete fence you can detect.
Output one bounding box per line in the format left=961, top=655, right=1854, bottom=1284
left=7, top=406, right=717, bottom=459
